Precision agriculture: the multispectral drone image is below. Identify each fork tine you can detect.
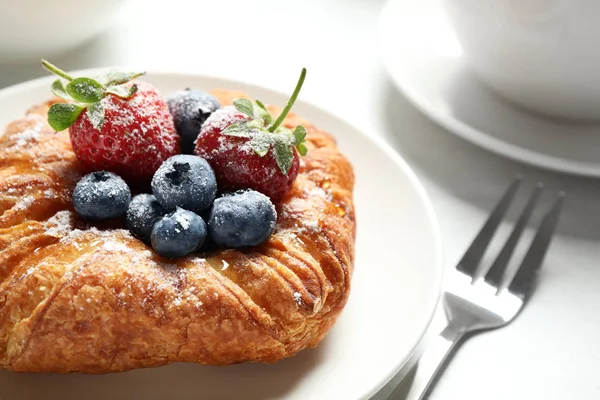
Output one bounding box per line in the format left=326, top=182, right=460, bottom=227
left=484, top=183, right=544, bottom=289
left=508, top=192, right=565, bottom=298
left=457, top=177, right=522, bottom=279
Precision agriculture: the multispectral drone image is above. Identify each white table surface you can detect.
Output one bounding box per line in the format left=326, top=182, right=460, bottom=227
left=1, top=0, right=599, bottom=399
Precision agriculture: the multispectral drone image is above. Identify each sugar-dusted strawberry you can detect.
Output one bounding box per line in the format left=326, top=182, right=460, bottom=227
left=42, top=60, right=180, bottom=181
left=194, top=69, right=308, bottom=203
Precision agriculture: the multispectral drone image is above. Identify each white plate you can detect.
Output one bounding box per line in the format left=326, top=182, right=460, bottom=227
left=378, top=0, right=600, bottom=177
left=0, top=72, right=443, bottom=400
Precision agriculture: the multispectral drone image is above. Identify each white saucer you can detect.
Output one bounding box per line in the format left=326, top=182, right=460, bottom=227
left=0, top=71, right=442, bottom=400
left=378, top=0, right=600, bottom=177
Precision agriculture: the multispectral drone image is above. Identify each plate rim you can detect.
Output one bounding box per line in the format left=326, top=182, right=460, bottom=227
left=378, top=0, right=600, bottom=178
left=0, top=69, right=444, bottom=400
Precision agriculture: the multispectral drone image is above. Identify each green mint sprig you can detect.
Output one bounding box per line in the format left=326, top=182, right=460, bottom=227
left=41, top=59, right=145, bottom=131
left=221, top=68, right=309, bottom=175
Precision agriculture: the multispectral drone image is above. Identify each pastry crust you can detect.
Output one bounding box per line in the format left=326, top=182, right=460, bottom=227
left=0, top=90, right=355, bottom=373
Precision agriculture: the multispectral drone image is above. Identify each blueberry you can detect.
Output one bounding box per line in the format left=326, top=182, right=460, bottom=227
left=166, top=89, right=220, bottom=153
left=151, top=208, right=207, bottom=258
left=151, top=155, right=217, bottom=212
left=72, top=171, right=131, bottom=220
left=126, top=194, right=167, bottom=243
left=208, top=190, right=277, bottom=248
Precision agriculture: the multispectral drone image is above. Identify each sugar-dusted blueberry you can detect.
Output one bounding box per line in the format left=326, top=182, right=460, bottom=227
left=151, top=155, right=217, bottom=212
left=126, top=194, right=167, bottom=243
left=208, top=190, right=277, bottom=248
left=166, top=89, right=220, bottom=153
left=151, top=208, right=207, bottom=258
left=72, top=171, right=131, bottom=220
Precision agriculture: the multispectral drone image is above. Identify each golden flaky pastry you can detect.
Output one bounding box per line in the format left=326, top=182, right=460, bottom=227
left=0, top=90, right=355, bottom=373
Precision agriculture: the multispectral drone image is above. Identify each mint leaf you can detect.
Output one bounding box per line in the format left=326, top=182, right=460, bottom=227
left=273, top=140, right=294, bottom=175
left=246, top=119, right=265, bottom=130
left=233, top=99, right=255, bottom=118
left=87, top=102, right=104, bottom=130
left=47, top=103, right=84, bottom=131
left=51, top=79, right=71, bottom=100
left=255, top=100, right=268, bottom=112
left=254, top=99, right=273, bottom=125
left=248, top=134, right=271, bottom=157
left=128, top=84, right=139, bottom=97
left=87, top=101, right=105, bottom=130
left=292, top=125, right=308, bottom=156
left=292, top=125, right=307, bottom=145
left=222, top=123, right=253, bottom=138
left=296, top=142, right=308, bottom=156
left=273, top=124, right=291, bottom=137
left=98, top=71, right=145, bottom=86
left=66, top=77, right=105, bottom=103
left=106, top=83, right=138, bottom=99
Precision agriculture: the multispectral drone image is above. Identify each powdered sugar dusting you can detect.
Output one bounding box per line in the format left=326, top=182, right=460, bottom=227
left=142, top=250, right=153, bottom=258
left=11, top=123, right=42, bottom=149
left=308, top=187, right=332, bottom=201
left=61, top=228, right=87, bottom=242
left=56, top=224, right=133, bottom=249
left=103, top=241, right=132, bottom=253
left=14, top=195, right=35, bottom=211
left=302, top=220, right=320, bottom=233
left=157, top=260, right=179, bottom=275
left=293, top=291, right=302, bottom=305
left=44, top=210, right=73, bottom=238
left=201, top=106, right=248, bottom=134
left=175, top=213, right=190, bottom=232
left=43, top=189, right=57, bottom=199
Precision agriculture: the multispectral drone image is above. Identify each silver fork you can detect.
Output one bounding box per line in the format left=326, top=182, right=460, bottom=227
left=404, top=178, right=565, bottom=400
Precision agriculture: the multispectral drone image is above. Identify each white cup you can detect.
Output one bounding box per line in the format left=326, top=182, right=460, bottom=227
left=0, top=0, right=128, bottom=64
left=444, top=0, right=600, bottom=121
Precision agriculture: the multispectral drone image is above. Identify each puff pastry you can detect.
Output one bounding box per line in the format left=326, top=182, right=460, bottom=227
left=0, top=90, right=355, bottom=373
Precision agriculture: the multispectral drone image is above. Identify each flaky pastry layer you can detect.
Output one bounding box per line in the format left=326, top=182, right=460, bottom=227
left=0, top=90, right=355, bottom=373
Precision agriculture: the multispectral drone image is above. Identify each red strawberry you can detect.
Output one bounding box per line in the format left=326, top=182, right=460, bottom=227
left=68, top=82, right=179, bottom=180
left=42, top=60, right=180, bottom=181
left=195, top=69, right=308, bottom=203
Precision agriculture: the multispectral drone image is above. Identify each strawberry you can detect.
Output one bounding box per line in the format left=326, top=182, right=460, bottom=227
left=42, top=60, right=180, bottom=181
left=194, top=69, right=308, bottom=203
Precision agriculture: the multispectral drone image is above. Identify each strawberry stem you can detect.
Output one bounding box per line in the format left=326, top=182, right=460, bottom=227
left=269, top=68, right=306, bottom=132
left=41, top=59, right=74, bottom=82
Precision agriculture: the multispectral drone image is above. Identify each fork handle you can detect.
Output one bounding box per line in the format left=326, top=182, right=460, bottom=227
left=405, top=324, right=466, bottom=400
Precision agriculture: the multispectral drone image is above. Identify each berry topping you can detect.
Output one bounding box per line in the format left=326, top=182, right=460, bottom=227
left=151, top=155, right=217, bottom=212
left=151, top=208, right=207, bottom=258
left=126, top=194, right=167, bottom=243
left=208, top=190, right=277, bottom=248
left=73, top=171, right=131, bottom=220
left=42, top=60, right=180, bottom=181
left=195, top=69, right=308, bottom=203
left=166, top=89, right=220, bottom=153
